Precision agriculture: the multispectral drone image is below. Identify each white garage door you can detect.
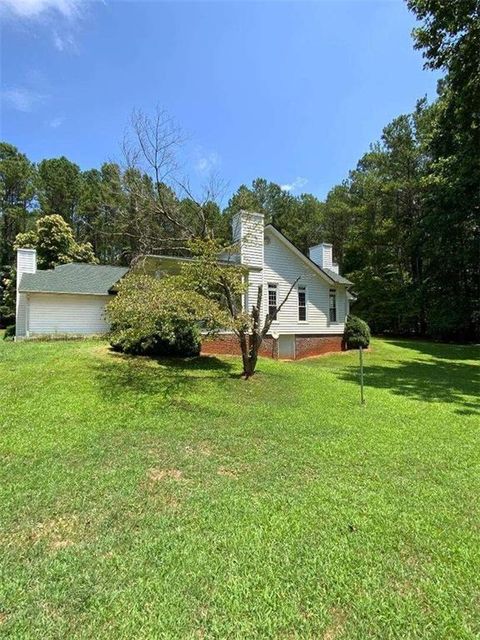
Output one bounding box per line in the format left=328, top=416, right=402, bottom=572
left=28, top=293, right=111, bottom=336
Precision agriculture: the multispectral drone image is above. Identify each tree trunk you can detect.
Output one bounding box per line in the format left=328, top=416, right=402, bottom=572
left=241, top=288, right=263, bottom=378
left=238, top=329, right=252, bottom=377
left=238, top=278, right=299, bottom=378
left=238, top=328, right=260, bottom=378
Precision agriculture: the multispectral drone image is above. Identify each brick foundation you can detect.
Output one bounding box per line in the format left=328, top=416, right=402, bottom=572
left=201, top=333, right=344, bottom=360
left=201, top=334, right=278, bottom=358
left=294, top=334, right=345, bottom=359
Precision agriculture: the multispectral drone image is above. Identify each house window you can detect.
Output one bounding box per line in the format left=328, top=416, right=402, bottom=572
left=268, top=284, right=278, bottom=320
left=298, top=286, right=307, bottom=321
left=329, top=289, right=337, bottom=322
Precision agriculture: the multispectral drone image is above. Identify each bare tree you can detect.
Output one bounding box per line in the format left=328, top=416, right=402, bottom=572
left=120, top=106, right=226, bottom=256
left=235, top=279, right=300, bottom=378
left=184, top=239, right=301, bottom=378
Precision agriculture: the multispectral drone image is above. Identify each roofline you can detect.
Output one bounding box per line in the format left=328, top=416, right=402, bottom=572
left=139, top=253, right=263, bottom=271
left=20, top=290, right=114, bottom=296
left=141, top=254, right=231, bottom=264
left=54, top=262, right=128, bottom=270
left=264, top=224, right=338, bottom=286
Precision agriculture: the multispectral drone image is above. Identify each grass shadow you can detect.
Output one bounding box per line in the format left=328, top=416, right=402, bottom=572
left=336, top=349, right=480, bottom=415
left=386, top=338, right=479, bottom=361
left=92, top=350, right=239, bottom=410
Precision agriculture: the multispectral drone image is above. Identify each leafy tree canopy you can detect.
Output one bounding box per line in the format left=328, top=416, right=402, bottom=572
left=106, top=272, right=229, bottom=355
left=14, top=214, right=97, bottom=270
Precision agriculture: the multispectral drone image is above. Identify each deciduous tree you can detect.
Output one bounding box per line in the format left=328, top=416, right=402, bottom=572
left=183, top=238, right=300, bottom=377
left=15, top=214, right=97, bottom=269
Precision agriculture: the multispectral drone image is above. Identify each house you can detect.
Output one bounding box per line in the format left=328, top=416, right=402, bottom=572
left=15, top=211, right=353, bottom=358
left=201, top=211, right=354, bottom=358
left=15, top=253, right=128, bottom=338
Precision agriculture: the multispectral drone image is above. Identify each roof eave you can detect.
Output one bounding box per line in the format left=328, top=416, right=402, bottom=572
left=265, top=224, right=355, bottom=286
left=19, top=289, right=114, bottom=296
left=264, top=224, right=337, bottom=285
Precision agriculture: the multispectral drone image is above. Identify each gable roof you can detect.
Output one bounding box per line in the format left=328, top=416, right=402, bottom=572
left=130, top=229, right=353, bottom=287
left=321, top=268, right=353, bottom=286
left=19, top=263, right=129, bottom=296
left=265, top=224, right=353, bottom=286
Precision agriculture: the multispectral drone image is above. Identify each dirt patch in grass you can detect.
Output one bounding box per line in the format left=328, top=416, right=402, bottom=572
left=144, top=468, right=184, bottom=510
left=30, top=516, right=78, bottom=550
left=217, top=467, right=238, bottom=479
left=185, top=442, right=213, bottom=457
left=323, top=607, right=346, bottom=640
left=148, top=468, right=184, bottom=482
left=0, top=516, right=82, bottom=551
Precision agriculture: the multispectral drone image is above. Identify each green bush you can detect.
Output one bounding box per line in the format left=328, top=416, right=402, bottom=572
left=110, top=319, right=201, bottom=358
left=344, top=314, right=371, bottom=349
left=3, top=324, right=15, bottom=340
left=106, top=274, right=227, bottom=359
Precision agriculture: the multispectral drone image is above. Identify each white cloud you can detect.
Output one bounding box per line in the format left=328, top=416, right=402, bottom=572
left=0, top=0, right=82, bottom=20
left=280, top=177, right=308, bottom=193
left=1, top=87, right=47, bottom=112
left=52, top=30, right=77, bottom=51
left=48, top=115, right=64, bottom=128
left=1, top=0, right=86, bottom=53
left=194, top=150, right=221, bottom=175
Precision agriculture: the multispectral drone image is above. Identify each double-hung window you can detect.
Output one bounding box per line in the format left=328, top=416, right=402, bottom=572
left=298, top=286, right=307, bottom=321
left=329, top=289, right=337, bottom=322
left=268, top=284, right=278, bottom=320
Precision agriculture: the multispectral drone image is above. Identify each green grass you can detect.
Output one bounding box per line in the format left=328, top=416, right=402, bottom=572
left=0, top=338, right=479, bottom=639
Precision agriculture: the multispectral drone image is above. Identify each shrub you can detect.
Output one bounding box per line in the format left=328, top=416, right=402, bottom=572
left=110, top=319, right=201, bottom=357
left=344, top=315, right=371, bottom=349
left=3, top=324, right=15, bottom=340
left=107, top=274, right=226, bottom=358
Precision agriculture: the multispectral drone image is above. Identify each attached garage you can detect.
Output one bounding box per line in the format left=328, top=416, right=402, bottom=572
left=16, top=250, right=128, bottom=339
left=27, top=293, right=112, bottom=336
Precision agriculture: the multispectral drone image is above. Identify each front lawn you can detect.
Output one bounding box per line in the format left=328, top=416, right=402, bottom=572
left=0, top=338, right=478, bottom=638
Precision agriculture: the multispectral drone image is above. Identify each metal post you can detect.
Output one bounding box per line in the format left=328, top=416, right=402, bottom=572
left=359, top=346, right=365, bottom=405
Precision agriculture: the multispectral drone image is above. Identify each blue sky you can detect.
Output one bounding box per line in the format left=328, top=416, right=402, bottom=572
left=1, top=0, right=439, bottom=201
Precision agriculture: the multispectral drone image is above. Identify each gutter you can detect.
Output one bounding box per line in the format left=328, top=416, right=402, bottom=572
left=18, top=290, right=113, bottom=296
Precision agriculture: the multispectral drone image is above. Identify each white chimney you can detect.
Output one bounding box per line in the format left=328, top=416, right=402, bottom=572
left=17, top=247, right=37, bottom=282
left=231, top=210, right=264, bottom=269
left=309, top=243, right=339, bottom=273
left=231, top=211, right=264, bottom=313
left=16, top=248, right=37, bottom=339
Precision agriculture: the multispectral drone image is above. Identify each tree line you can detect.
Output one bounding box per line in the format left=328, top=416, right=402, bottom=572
left=1, top=0, right=478, bottom=340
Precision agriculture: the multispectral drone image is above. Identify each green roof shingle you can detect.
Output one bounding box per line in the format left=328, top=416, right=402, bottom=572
left=322, top=268, right=353, bottom=286
left=19, top=263, right=129, bottom=295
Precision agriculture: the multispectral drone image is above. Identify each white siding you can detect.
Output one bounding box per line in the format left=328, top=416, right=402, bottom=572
left=309, top=243, right=339, bottom=274
left=246, top=270, right=263, bottom=314
left=17, top=248, right=37, bottom=275
left=232, top=212, right=264, bottom=312
left=261, top=230, right=347, bottom=335
left=27, top=293, right=111, bottom=336
left=16, top=249, right=37, bottom=338
left=309, top=243, right=333, bottom=269
left=16, top=293, right=28, bottom=338
left=232, top=211, right=264, bottom=268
